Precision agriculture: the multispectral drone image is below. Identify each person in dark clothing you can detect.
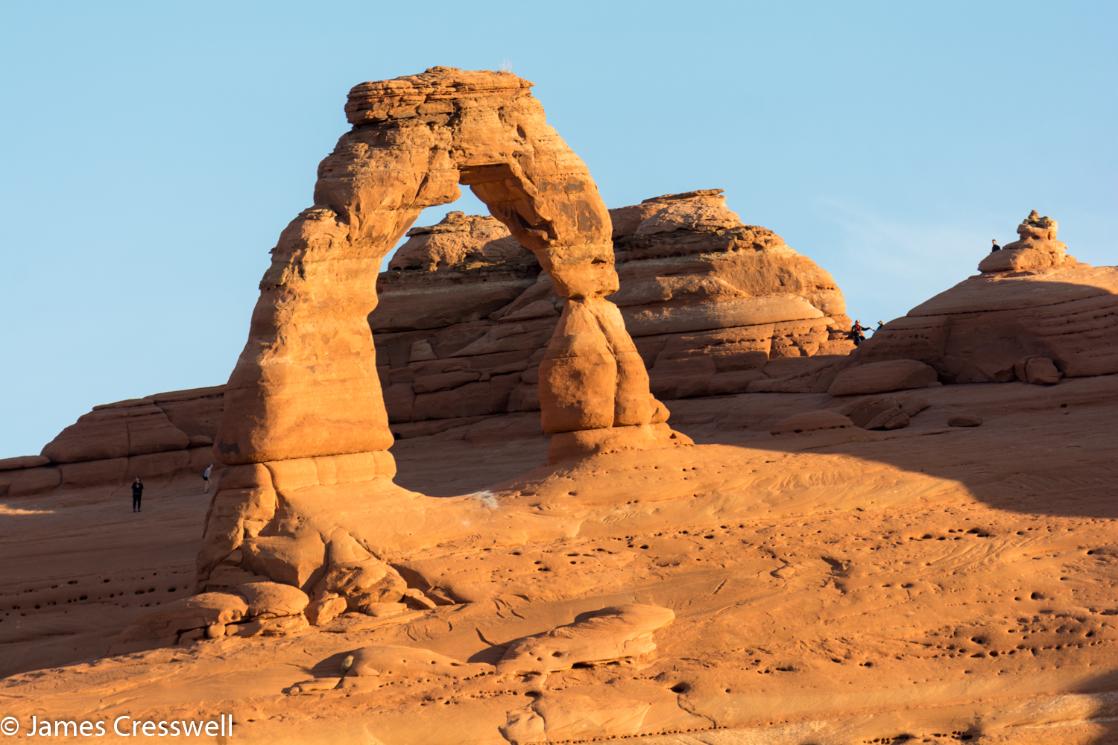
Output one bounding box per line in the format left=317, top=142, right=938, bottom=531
left=849, top=320, right=866, bottom=347
left=991, top=238, right=1002, bottom=252
left=131, top=477, right=144, bottom=512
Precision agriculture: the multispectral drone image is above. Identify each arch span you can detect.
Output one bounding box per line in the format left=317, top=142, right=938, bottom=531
left=216, top=67, right=681, bottom=467
left=197, top=68, right=687, bottom=589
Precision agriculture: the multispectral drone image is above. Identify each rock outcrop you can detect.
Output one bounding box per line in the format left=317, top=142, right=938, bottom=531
left=828, top=359, right=939, bottom=397
left=497, top=604, right=675, bottom=675
left=374, top=189, right=853, bottom=429
left=838, top=394, right=930, bottom=430
left=769, top=410, right=855, bottom=435
left=977, top=211, right=1071, bottom=275
left=856, top=212, right=1118, bottom=383
left=0, top=387, right=221, bottom=497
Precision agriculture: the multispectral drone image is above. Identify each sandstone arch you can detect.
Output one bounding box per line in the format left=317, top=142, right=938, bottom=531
left=216, top=67, right=679, bottom=467
left=197, top=68, right=686, bottom=590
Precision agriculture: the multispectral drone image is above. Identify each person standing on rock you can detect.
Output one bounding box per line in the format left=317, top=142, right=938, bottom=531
left=850, top=320, right=866, bottom=347
left=991, top=238, right=1002, bottom=252
left=131, top=477, right=144, bottom=513
left=202, top=463, right=214, bottom=492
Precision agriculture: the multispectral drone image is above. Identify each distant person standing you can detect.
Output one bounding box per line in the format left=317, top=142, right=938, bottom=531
left=991, top=238, right=1002, bottom=252
left=202, top=463, right=214, bottom=492
left=131, top=477, right=144, bottom=513
left=875, top=320, right=884, bottom=333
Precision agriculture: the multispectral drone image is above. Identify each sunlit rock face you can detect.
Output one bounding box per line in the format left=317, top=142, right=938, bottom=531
left=859, top=212, right=1118, bottom=383
left=373, top=188, right=854, bottom=425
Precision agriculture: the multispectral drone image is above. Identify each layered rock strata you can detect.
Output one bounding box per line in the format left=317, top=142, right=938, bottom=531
left=857, top=212, right=1118, bottom=383
left=0, top=387, right=221, bottom=497
left=374, top=189, right=853, bottom=430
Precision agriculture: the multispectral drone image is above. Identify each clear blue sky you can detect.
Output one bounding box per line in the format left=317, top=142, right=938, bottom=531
left=1, top=1, right=1114, bottom=457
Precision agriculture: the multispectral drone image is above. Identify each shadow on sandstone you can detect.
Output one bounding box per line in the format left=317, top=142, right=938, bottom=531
left=1080, top=669, right=1118, bottom=745
left=393, top=372, right=1118, bottom=519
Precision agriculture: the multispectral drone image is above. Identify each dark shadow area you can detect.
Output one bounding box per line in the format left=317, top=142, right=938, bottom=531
left=307, top=649, right=358, bottom=678
left=1075, top=669, right=1118, bottom=745
left=669, top=370, right=1118, bottom=521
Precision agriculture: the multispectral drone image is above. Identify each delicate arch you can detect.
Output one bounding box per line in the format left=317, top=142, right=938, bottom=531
left=216, top=67, right=680, bottom=467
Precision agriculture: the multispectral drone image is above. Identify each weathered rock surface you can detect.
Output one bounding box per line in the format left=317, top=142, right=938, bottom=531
left=233, top=581, right=310, bottom=619
left=828, top=359, right=939, bottom=397
left=948, top=414, right=984, bottom=427
left=1015, top=355, right=1063, bottom=385
left=42, top=387, right=222, bottom=463
left=0, top=455, right=49, bottom=471
left=497, top=604, right=675, bottom=674
left=977, top=211, right=1072, bottom=274
left=770, top=409, right=855, bottom=435
left=0, top=387, right=221, bottom=497
left=838, top=395, right=930, bottom=431
left=858, top=213, right=1118, bottom=383
left=344, top=644, right=484, bottom=678
left=113, top=592, right=248, bottom=650
left=5, top=375, right=1118, bottom=742
left=374, top=189, right=853, bottom=428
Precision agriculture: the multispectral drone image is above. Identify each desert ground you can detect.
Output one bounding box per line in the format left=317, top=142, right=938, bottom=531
left=2, top=376, right=1115, bottom=744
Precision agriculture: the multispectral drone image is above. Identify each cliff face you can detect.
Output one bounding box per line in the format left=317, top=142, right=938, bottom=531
left=856, top=212, right=1118, bottom=384
left=373, top=189, right=853, bottom=430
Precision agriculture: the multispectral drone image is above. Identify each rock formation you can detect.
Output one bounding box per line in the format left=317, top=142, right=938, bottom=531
left=2, top=189, right=853, bottom=497
left=196, top=67, right=691, bottom=605
left=497, top=604, right=675, bottom=675
left=218, top=67, right=679, bottom=473
left=0, top=387, right=221, bottom=497
left=855, top=212, right=1118, bottom=384
left=374, top=188, right=853, bottom=430
left=977, top=210, right=1070, bottom=274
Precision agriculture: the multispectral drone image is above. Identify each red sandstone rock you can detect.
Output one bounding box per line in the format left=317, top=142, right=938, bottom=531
left=0, top=455, right=48, bottom=471
left=770, top=410, right=855, bottom=435
left=978, top=212, right=1072, bottom=274
left=113, top=592, right=248, bottom=650
left=199, top=67, right=684, bottom=596
left=216, top=67, right=676, bottom=470
left=389, top=211, right=531, bottom=273
left=860, top=213, right=1118, bottom=383
left=948, top=414, right=984, bottom=427
left=233, top=581, right=310, bottom=619
left=42, top=402, right=189, bottom=463
left=497, top=604, right=675, bottom=675
left=0, top=466, right=61, bottom=497
left=9, top=187, right=853, bottom=496
left=839, top=395, right=929, bottom=430
left=828, top=359, right=939, bottom=397
left=1015, top=356, right=1062, bottom=385
left=374, top=189, right=853, bottom=423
